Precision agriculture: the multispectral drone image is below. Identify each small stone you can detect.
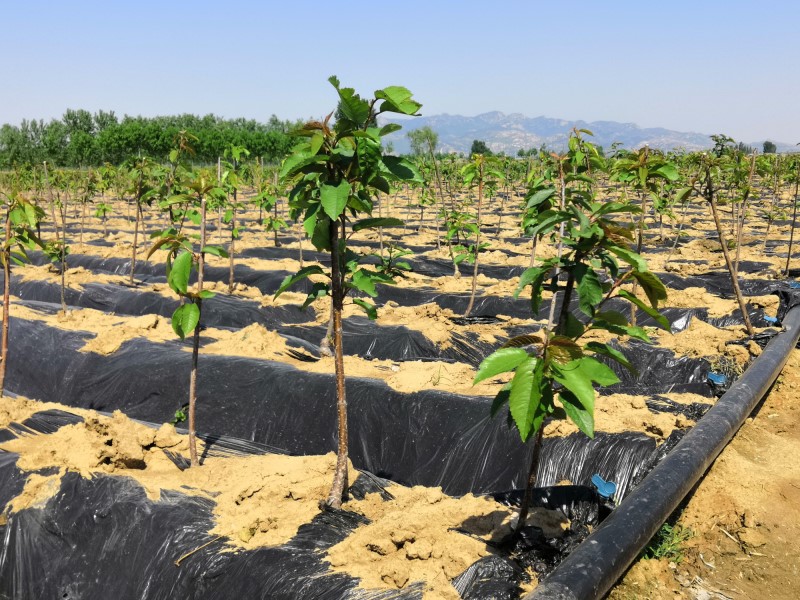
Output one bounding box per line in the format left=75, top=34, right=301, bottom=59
left=238, top=523, right=257, bottom=543
left=741, top=510, right=757, bottom=529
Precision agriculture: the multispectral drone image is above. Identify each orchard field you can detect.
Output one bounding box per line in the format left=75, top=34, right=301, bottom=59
left=0, top=83, right=799, bottom=599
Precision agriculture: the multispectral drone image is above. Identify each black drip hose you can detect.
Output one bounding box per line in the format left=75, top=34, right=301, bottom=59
left=526, top=304, right=800, bottom=600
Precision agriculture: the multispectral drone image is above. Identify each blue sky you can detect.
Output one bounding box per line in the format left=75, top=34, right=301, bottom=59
left=2, top=0, right=798, bottom=143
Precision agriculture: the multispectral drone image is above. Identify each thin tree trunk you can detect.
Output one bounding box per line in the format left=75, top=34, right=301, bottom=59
left=785, top=166, right=800, bottom=276
left=529, top=237, right=538, bottom=268
left=60, top=194, right=68, bottom=312
left=129, top=201, right=140, bottom=285
left=513, top=426, right=545, bottom=537
left=428, top=140, right=445, bottom=251
left=546, top=165, right=567, bottom=330
left=665, top=201, right=691, bottom=267
left=298, top=222, right=304, bottom=268
left=378, top=193, right=384, bottom=258
left=734, top=153, right=756, bottom=277
left=188, top=196, right=207, bottom=468
left=80, top=202, right=86, bottom=246
left=706, top=170, right=754, bottom=335
left=273, top=171, right=281, bottom=247
left=326, top=215, right=349, bottom=508
left=42, top=162, right=60, bottom=240
left=464, top=164, right=484, bottom=317
left=228, top=198, right=236, bottom=294
left=0, top=211, right=12, bottom=394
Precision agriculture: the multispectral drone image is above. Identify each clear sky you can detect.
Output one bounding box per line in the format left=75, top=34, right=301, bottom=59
left=1, top=0, right=798, bottom=144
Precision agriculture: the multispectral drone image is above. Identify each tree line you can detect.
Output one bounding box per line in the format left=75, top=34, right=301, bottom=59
left=0, top=109, right=301, bottom=168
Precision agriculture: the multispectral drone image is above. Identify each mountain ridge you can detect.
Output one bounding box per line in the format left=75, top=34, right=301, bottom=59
left=383, top=111, right=793, bottom=154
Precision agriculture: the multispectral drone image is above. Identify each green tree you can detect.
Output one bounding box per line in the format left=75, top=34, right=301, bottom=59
left=276, top=76, right=422, bottom=508
left=763, top=140, right=777, bottom=154
left=0, top=176, right=45, bottom=393
left=407, top=126, right=438, bottom=156
left=474, top=130, right=668, bottom=536
left=470, top=139, right=492, bottom=156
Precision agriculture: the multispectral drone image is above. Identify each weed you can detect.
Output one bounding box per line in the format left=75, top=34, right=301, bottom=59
left=643, top=522, right=693, bottom=562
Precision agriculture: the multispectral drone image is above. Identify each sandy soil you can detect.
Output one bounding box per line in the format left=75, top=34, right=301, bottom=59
left=610, top=349, right=800, bottom=600
left=0, top=400, right=567, bottom=599
left=7, top=180, right=800, bottom=598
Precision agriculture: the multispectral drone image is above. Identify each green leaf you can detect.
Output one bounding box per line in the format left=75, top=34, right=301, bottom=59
left=23, top=203, right=38, bottom=229
left=320, top=180, right=350, bottom=220
left=632, top=270, right=668, bottom=307
left=310, top=133, right=324, bottom=155
left=563, top=312, right=586, bottom=338
left=353, top=298, right=378, bottom=320
left=501, top=334, right=543, bottom=349
left=379, top=123, right=402, bottom=137
left=490, top=386, right=511, bottom=418
left=196, top=290, right=215, bottom=299
left=171, top=302, right=200, bottom=339
left=275, top=265, right=326, bottom=298
left=585, top=341, right=635, bottom=374
left=301, top=282, right=329, bottom=309
left=168, top=250, right=194, bottom=295
left=474, top=348, right=530, bottom=384
left=675, top=187, right=693, bottom=203
left=593, top=320, right=652, bottom=343
left=351, top=269, right=378, bottom=297
left=617, top=289, right=669, bottom=329
left=311, top=216, right=333, bottom=251
left=201, top=245, right=229, bottom=258
left=525, top=188, right=556, bottom=210
left=595, top=310, right=629, bottom=326
left=515, top=265, right=550, bottom=300
left=576, top=264, right=603, bottom=316
left=375, top=86, right=422, bottom=116
left=551, top=356, right=619, bottom=421
left=559, top=389, right=595, bottom=438
left=654, top=164, right=679, bottom=181
left=352, top=217, right=404, bottom=232
left=606, top=245, right=647, bottom=271
left=333, top=82, right=371, bottom=125
left=279, top=152, right=328, bottom=179
left=508, top=357, right=543, bottom=441
left=383, top=156, right=422, bottom=183
left=548, top=336, right=584, bottom=364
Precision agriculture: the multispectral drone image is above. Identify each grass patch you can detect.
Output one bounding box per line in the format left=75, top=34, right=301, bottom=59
left=643, top=523, right=693, bottom=562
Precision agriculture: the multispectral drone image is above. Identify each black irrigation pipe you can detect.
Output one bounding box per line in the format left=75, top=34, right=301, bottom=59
left=526, top=303, right=800, bottom=600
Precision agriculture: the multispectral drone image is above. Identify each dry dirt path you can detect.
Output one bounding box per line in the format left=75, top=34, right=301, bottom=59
left=611, top=350, right=800, bottom=600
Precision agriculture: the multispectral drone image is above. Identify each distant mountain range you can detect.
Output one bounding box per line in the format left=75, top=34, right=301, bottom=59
left=382, top=111, right=793, bottom=154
